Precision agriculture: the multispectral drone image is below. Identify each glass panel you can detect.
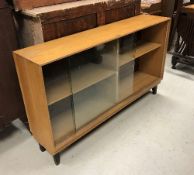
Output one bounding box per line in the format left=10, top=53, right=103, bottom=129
left=49, top=97, right=75, bottom=145
left=118, top=34, right=136, bottom=67
left=119, top=61, right=134, bottom=101
left=43, top=59, right=75, bottom=145
left=43, top=59, right=72, bottom=105
left=118, top=34, right=135, bottom=101
left=73, top=76, right=117, bottom=129
left=70, top=41, right=118, bottom=129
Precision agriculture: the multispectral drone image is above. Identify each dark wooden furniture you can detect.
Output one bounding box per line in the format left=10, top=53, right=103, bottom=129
left=0, top=1, right=25, bottom=129
left=13, top=0, right=86, bottom=10
left=168, top=0, right=194, bottom=50
left=16, top=0, right=141, bottom=47
left=141, top=0, right=162, bottom=15
left=141, top=0, right=177, bottom=17
left=171, top=4, right=194, bottom=69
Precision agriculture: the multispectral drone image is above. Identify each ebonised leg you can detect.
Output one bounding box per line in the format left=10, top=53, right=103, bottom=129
left=152, top=86, right=158, bottom=95
left=172, top=56, right=178, bottom=69
left=53, top=153, right=60, bottom=166
left=39, top=144, right=46, bottom=152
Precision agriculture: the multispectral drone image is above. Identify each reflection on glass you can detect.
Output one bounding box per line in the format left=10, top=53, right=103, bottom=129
left=49, top=97, right=75, bottom=144
left=119, top=61, right=134, bottom=101
left=119, top=34, right=136, bottom=67
left=70, top=41, right=118, bottom=129
left=73, top=76, right=117, bottom=129
left=43, top=59, right=75, bottom=145
left=118, top=34, right=135, bottom=101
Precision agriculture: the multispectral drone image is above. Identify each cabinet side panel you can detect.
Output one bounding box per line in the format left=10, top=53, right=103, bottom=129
left=139, top=21, right=171, bottom=78
left=13, top=55, right=55, bottom=154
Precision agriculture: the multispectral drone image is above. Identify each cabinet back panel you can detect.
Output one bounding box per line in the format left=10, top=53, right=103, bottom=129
left=139, top=22, right=170, bottom=78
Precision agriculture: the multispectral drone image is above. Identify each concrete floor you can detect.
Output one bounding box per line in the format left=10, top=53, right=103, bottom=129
left=0, top=55, right=194, bottom=175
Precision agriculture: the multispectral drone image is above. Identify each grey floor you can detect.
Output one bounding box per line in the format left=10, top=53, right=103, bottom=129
left=1, top=55, right=194, bottom=175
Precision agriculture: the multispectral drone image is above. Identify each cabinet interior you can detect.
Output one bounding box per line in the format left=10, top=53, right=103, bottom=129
left=42, top=25, right=163, bottom=145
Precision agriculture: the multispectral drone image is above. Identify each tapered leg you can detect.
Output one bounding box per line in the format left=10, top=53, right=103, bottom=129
left=172, top=56, right=178, bottom=69
left=152, top=86, right=158, bottom=95
left=53, top=153, right=60, bottom=166
left=39, top=144, right=46, bottom=152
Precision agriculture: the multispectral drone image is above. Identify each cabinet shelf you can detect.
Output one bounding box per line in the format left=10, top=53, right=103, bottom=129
left=119, top=71, right=159, bottom=99
left=119, top=53, right=134, bottom=67
left=133, top=71, right=159, bottom=93
left=46, top=63, right=115, bottom=105
left=71, top=63, right=115, bottom=93
left=119, top=41, right=161, bottom=67
left=45, top=73, right=72, bottom=105
left=135, top=41, right=161, bottom=58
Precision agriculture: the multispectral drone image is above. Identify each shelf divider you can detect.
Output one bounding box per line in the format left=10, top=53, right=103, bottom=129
left=119, top=41, right=161, bottom=67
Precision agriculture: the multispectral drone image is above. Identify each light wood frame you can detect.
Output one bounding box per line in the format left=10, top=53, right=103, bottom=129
left=13, top=14, right=170, bottom=163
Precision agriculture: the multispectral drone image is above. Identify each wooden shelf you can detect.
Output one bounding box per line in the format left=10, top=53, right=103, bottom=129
left=119, top=41, right=161, bottom=67
left=45, top=73, right=72, bottom=105
left=133, top=71, right=159, bottom=93
left=45, top=63, right=115, bottom=105
left=119, top=52, right=134, bottom=67
left=135, top=41, right=161, bottom=58
left=71, top=63, right=115, bottom=93
left=119, top=71, right=159, bottom=100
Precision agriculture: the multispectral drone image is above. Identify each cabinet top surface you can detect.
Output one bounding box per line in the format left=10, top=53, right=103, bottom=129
left=13, top=14, right=170, bottom=66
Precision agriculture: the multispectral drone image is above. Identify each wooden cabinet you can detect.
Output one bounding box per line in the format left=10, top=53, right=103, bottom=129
left=141, top=0, right=176, bottom=17
left=0, top=1, right=25, bottom=129
left=13, top=0, right=76, bottom=10
left=171, top=4, right=194, bottom=69
left=13, top=14, right=170, bottom=165
left=16, top=0, right=141, bottom=47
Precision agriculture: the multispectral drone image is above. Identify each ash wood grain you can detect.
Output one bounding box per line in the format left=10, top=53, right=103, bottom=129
left=14, top=15, right=170, bottom=66
left=139, top=20, right=171, bottom=78
left=119, top=41, right=161, bottom=67
left=13, top=56, right=56, bottom=153
left=135, top=41, right=161, bottom=59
